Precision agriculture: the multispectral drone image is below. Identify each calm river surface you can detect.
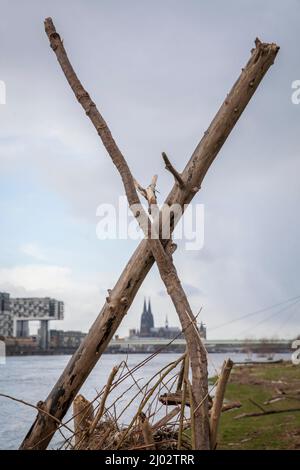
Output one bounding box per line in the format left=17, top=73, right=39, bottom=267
left=0, top=352, right=291, bottom=449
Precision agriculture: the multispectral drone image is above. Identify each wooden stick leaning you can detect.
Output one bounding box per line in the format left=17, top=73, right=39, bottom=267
left=209, top=358, right=233, bottom=449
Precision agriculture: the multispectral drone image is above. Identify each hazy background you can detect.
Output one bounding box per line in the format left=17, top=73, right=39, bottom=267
left=0, top=0, right=299, bottom=339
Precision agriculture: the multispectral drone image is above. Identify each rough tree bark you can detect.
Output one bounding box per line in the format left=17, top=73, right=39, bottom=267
left=20, top=18, right=279, bottom=450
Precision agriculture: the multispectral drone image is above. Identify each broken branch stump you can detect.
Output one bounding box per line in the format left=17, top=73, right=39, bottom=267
left=73, top=395, right=94, bottom=448
left=210, top=358, right=233, bottom=449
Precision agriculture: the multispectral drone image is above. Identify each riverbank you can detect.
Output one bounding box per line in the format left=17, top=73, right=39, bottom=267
left=215, top=362, right=300, bottom=449
left=0, top=353, right=294, bottom=449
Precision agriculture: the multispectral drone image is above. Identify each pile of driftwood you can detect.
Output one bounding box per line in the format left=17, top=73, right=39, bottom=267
left=19, top=16, right=279, bottom=451
left=54, top=354, right=237, bottom=450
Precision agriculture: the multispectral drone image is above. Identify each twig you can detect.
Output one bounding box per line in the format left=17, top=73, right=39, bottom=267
left=0, top=393, right=73, bottom=435
left=123, top=362, right=144, bottom=394
left=177, top=354, right=189, bottom=449
left=152, top=407, right=181, bottom=431
left=127, top=439, right=178, bottom=450
left=29, top=336, right=195, bottom=450
left=89, top=365, right=120, bottom=435
left=235, top=407, right=300, bottom=419
left=187, top=380, right=196, bottom=450
left=116, top=355, right=184, bottom=449
left=249, top=398, right=266, bottom=413
left=176, top=354, right=186, bottom=392
left=116, top=354, right=184, bottom=422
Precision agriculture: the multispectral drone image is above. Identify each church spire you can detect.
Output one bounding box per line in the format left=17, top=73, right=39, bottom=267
left=140, top=297, right=154, bottom=336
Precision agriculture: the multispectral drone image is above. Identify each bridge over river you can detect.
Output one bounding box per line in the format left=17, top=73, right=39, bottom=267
left=108, top=337, right=292, bottom=354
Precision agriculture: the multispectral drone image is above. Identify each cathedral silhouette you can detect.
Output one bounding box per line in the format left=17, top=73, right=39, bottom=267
left=140, top=298, right=154, bottom=337
left=129, top=298, right=207, bottom=340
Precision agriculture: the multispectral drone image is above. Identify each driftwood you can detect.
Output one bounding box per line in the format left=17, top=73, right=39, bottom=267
left=187, top=380, right=196, bottom=450
left=20, top=18, right=279, bottom=450
left=111, top=166, right=210, bottom=449
left=177, top=355, right=189, bottom=449
left=248, top=398, right=267, bottom=413
left=176, top=357, right=186, bottom=392
left=75, top=356, right=186, bottom=450
left=152, top=407, right=181, bottom=432
left=235, top=407, right=300, bottom=419
left=39, top=18, right=210, bottom=450
left=159, top=391, right=239, bottom=412
left=221, top=401, right=242, bottom=412
left=116, top=355, right=185, bottom=449
left=103, top=156, right=210, bottom=448
left=160, top=390, right=192, bottom=407
left=264, top=395, right=300, bottom=405
left=139, top=413, right=156, bottom=450
left=89, top=365, right=119, bottom=436
left=73, top=395, right=94, bottom=448
left=210, top=358, right=234, bottom=449
left=234, top=360, right=282, bottom=365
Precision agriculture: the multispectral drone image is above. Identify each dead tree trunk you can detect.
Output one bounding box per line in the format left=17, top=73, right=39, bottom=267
left=19, top=19, right=279, bottom=449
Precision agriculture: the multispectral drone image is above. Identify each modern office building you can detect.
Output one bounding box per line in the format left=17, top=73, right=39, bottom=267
left=50, top=329, right=86, bottom=350
left=0, top=292, right=13, bottom=337
left=0, top=292, right=64, bottom=349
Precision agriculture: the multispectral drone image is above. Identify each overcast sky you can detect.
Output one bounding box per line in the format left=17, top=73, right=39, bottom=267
left=0, top=0, right=300, bottom=339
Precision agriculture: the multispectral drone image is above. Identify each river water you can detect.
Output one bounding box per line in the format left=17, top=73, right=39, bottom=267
left=0, top=352, right=291, bottom=449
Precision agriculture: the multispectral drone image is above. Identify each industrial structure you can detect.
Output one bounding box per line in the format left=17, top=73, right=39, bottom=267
left=0, top=292, right=64, bottom=349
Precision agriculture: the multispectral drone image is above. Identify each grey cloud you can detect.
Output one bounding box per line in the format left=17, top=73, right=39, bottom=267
left=1, top=0, right=300, bottom=338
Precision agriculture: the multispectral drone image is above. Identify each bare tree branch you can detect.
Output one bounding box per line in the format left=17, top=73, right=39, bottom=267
left=89, top=365, right=120, bottom=436
left=162, top=152, right=185, bottom=188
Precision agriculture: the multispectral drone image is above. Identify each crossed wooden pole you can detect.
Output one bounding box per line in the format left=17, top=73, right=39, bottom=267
left=20, top=18, right=279, bottom=450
